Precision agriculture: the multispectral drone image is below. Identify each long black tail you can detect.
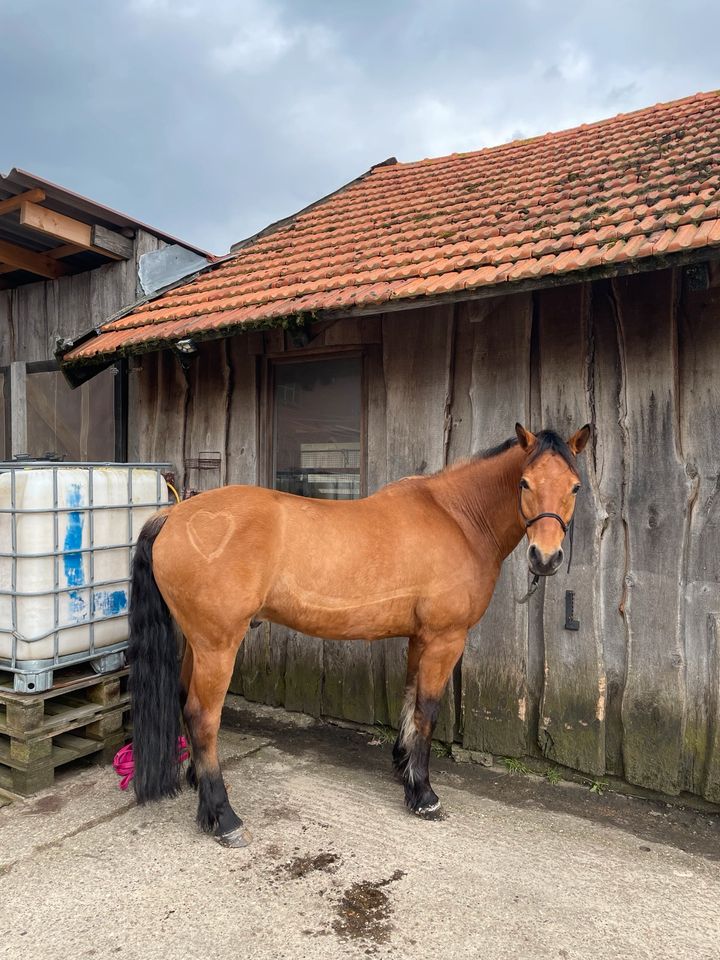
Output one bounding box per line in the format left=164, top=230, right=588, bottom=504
left=127, top=512, right=182, bottom=803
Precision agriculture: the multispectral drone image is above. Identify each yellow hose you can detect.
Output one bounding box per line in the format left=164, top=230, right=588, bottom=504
left=166, top=481, right=181, bottom=504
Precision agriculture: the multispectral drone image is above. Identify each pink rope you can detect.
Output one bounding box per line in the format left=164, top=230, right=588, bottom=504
left=113, top=737, right=190, bottom=791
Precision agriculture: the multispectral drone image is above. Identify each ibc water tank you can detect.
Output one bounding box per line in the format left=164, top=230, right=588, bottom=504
left=0, top=463, right=170, bottom=692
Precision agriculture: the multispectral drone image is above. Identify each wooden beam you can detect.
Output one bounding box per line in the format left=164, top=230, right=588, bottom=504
left=0, top=238, right=68, bottom=279
left=20, top=201, right=92, bottom=247
left=0, top=243, right=83, bottom=276
left=48, top=243, right=84, bottom=260
left=19, top=202, right=133, bottom=261
left=90, top=224, right=133, bottom=260
left=0, top=189, right=45, bottom=217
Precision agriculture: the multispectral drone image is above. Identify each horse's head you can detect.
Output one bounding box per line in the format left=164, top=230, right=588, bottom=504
left=515, top=422, right=591, bottom=577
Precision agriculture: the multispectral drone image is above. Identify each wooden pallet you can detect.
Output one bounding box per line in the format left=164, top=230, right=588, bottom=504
left=0, top=666, right=130, bottom=795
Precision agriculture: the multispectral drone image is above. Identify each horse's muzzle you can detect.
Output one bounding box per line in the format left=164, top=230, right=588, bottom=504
left=527, top=544, right=564, bottom=577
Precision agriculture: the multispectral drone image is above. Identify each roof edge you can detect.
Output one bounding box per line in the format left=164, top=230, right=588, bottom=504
left=2, top=167, right=215, bottom=259
left=59, top=246, right=720, bottom=378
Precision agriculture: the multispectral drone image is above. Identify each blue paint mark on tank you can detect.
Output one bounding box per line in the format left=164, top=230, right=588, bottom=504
left=63, top=482, right=86, bottom=620
left=92, top=590, right=128, bottom=618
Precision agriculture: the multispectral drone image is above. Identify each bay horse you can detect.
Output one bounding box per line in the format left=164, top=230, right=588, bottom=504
left=128, top=422, right=590, bottom=846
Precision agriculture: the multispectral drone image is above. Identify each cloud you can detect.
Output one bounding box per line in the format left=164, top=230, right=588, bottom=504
left=1, top=0, right=719, bottom=255
left=210, top=4, right=297, bottom=73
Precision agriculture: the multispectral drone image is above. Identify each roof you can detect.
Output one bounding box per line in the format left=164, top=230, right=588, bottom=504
left=0, top=168, right=212, bottom=288
left=63, top=90, right=720, bottom=366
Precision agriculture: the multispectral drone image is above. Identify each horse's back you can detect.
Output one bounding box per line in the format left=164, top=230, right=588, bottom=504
left=152, top=481, right=480, bottom=640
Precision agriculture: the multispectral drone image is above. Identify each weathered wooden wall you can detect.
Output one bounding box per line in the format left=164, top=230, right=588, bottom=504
left=0, top=229, right=165, bottom=366
left=128, top=264, right=720, bottom=803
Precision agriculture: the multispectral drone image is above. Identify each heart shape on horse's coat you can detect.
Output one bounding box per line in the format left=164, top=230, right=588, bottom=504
left=187, top=509, right=237, bottom=561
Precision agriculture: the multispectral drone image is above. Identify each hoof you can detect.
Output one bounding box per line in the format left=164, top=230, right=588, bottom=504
left=412, top=800, right=444, bottom=821
left=215, top=825, right=253, bottom=848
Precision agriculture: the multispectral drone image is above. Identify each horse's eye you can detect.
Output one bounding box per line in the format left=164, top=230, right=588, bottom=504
left=572, top=483, right=581, bottom=494
left=519, top=478, right=530, bottom=490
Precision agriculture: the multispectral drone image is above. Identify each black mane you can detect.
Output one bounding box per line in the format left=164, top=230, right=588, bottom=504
left=475, top=430, right=576, bottom=470
left=474, top=437, right=519, bottom=460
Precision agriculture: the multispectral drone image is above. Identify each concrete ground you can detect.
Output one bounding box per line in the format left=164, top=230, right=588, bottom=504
left=1, top=698, right=719, bottom=960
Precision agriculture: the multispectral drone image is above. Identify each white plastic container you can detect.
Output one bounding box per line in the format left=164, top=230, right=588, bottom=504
left=0, top=463, right=170, bottom=691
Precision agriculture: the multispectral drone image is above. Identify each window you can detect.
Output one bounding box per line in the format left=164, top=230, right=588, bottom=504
left=271, top=356, right=362, bottom=500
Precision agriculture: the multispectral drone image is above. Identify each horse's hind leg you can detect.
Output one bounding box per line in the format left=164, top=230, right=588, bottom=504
left=183, top=633, right=249, bottom=847
left=179, top=642, right=198, bottom=790
left=397, top=629, right=466, bottom=818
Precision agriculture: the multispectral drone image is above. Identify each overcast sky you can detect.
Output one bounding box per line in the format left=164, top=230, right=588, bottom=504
left=2, top=0, right=718, bottom=254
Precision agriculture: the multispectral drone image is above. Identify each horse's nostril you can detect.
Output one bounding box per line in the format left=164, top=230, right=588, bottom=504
left=528, top=544, right=540, bottom=563
left=555, top=548, right=564, bottom=567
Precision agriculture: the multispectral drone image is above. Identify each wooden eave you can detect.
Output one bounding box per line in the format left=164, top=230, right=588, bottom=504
left=0, top=188, right=134, bottom=287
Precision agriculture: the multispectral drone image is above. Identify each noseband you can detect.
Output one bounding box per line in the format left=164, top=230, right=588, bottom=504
left=516, top=488, right=574, bottom=604
left=518, top=487, right=568, bottom=535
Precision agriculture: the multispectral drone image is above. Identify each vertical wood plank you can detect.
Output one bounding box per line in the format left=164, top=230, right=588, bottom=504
left=678, top=283, right=720, bottom=798
left=316, top=318, right=382, bottom=725
left=366, top=340, right=390, bottom=725
left=9, top=362, right=28, bottom=456
left=183, top=340, right=229, bottom=490
left=283, top=628, right=323, bottom=717
left=232, top=621, right=286, bottom=706
left=590, top=281, right=628, bottom=776
left=614, top=269, right=691, bottom=795
left=382, top=305, right=455, bottom=738
left=537, top=285, right=606, bottom=776
left=703, top=615, right=720, bottom=802
left=127, top=350, right=187, bottom=473
left=460, top=293, right=533, bottom=758
left=0, top=290, right=13, bottom=364
left=225, top=336, right=258, bottom=486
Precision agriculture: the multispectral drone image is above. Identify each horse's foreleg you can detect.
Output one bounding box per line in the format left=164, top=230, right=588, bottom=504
left=392, top=636, right=422, bottom=780
left=183, top=635, right=249, bottom=847
left=397, top=629, right=466, bottom=818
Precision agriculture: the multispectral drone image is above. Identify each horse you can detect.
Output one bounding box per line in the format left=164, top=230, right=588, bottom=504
left=128, top=422, right=590, bottom=847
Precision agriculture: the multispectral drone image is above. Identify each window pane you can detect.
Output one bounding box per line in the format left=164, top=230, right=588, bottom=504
left=26, top=367, right=116, bottom=461
left=273, top=357, right=361, bottom=500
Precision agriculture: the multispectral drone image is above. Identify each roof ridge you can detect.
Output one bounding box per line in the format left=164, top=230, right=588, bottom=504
left=381, top=90, right=720, bottom=172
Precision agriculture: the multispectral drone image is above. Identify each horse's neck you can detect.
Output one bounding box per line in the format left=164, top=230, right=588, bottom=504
left=432, top=447, right=526, bottom=563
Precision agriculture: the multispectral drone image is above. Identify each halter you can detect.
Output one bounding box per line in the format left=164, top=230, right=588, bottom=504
left=516, top=487, right=575, bottom=604
left=517, top=486, right=569, bottom=535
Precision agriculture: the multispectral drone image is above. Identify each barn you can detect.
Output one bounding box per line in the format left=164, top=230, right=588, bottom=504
left=59, top=91, right=720, bottom=803
left=0, top=167, right=210, bottom=461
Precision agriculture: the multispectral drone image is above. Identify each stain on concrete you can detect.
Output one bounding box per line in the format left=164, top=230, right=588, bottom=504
left=332, top=869, right=405, bottom=944
left=281, top=852, right=341, bottom=879
left=22, top=795, right=65, bottom=816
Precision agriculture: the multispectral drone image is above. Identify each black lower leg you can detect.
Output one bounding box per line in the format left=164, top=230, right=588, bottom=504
left=197, top=770, right=244, bottom=838
left=402, top=696, right=441, bottom=816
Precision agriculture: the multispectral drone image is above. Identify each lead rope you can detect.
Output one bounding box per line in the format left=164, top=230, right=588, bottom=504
left=516, top=573, right=541, bottom=605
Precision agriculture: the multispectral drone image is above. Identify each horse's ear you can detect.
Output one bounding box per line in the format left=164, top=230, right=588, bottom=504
left=515, top=423, right=536, bottom=451
left=568, top=424, right=592, bottom=456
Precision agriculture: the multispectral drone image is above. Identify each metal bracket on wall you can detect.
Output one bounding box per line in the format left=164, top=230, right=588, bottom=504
left=564, top=590, right=580, bottom=631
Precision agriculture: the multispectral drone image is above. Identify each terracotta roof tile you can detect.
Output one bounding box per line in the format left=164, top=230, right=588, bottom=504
left=64, top=90, right=720, bottom=363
